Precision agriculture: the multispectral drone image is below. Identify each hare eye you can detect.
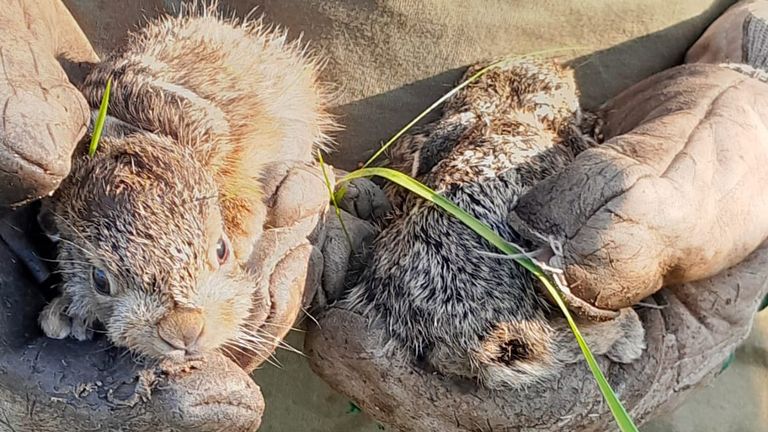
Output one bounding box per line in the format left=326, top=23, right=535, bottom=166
left=216, top=237, right=229, bottom=265
left=91, top=267, right=111, bottom=296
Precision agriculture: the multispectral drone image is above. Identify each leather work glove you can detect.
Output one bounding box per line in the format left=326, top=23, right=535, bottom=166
left=0, top=0, right=97, bottom=210
left=304, top=2, right=768, bottom=430
left=514, top=1, right=768, bottom=313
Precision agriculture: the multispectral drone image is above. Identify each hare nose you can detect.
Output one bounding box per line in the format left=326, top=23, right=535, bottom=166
left=157, top=308, right=205, bottom=354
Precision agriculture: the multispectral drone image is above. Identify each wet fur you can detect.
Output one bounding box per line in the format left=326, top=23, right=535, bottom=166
left=39, top=5, right=332, bottom=361
left=344, top=60, right=645, bottom=389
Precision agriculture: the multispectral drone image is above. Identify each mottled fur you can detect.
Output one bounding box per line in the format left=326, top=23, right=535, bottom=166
left=344, top=60, right=644, bottom=389
left=39, top=6, right=333, bottom=362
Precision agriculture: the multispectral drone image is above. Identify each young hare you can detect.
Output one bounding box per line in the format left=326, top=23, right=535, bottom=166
left=344, top=59, right=645, bottom=388
left=39, top=6, right=333, bottom=362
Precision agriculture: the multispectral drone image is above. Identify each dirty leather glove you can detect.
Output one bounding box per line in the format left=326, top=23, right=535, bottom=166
left=0, top=159, right=334, bottom=431
left=514, top=7, right=768, bottom=312
left=307, top=244, right=767, bottom=431
left=686, top=0, right=768, bottom=66
left=0, top=0, right=98, bottom=209
left=304, top=3, right=768, bottom=429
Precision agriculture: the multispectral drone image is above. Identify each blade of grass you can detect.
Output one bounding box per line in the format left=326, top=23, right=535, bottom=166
left=88, top=77, right=112, bottom=157
left=318, top=152, right=353, bottom=248
left=341, top=167, right=638, bottom=432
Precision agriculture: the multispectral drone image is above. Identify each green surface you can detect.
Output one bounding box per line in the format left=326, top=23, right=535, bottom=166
left=250, top=332, right=386, bottom=432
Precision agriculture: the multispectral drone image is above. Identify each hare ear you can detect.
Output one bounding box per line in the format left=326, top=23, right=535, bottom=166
left=471, top=321, right=559, bottom=389
left=37, top=201, right=60, bottom=243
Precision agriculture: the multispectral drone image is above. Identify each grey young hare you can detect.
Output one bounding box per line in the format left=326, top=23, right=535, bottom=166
left=344, top=59, right=645, bottom=388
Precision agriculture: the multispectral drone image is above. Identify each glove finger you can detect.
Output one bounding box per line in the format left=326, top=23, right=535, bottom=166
left=336, top=177, right=392, bottom=221
left=237, top=162, right=330, bottom=370
left=685, top=0, right=768, bottom=66
left=237, top=244, right=320, bottom=373
left=516, top=64, right=768, bottom=309
left=320, top=209, right=378, bottom=305
left=0, top=1, right=97, bottom=207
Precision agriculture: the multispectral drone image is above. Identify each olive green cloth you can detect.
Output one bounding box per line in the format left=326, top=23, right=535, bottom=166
left=66, top=0, right=736, bottom=170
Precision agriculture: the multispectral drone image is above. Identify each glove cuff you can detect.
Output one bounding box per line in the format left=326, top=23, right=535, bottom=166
left=743, top=10, right=768, bottom=69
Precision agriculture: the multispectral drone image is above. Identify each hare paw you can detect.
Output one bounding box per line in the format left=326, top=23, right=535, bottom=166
left=39, top=296, right=93, bottom=341
left=606, top=308, right=646, bottom=363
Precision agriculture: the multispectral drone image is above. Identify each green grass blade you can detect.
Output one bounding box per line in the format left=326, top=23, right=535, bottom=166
left=341, top=167, right=638, bottom=432
left=88, top=77, right=112, bottom=157
left=317, top=152, right=353, bottom=248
